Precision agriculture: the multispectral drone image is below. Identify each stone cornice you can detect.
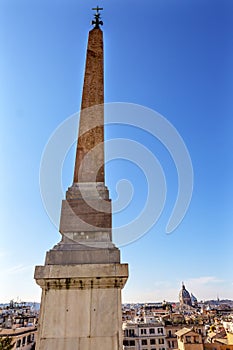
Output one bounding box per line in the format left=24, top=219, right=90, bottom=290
left=35, top=263, right=128, bottom=291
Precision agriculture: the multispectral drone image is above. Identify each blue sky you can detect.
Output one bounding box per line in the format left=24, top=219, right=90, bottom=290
left=0, top=0, right=233, bottom=303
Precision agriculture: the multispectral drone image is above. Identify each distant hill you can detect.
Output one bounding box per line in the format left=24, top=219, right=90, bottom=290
left=204, top=299, right=233, bottom=304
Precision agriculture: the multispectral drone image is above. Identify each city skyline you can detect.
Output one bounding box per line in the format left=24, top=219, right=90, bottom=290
left=1, top=0, right=233, bottom=303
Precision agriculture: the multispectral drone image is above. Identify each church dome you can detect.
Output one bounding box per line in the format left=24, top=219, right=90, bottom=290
left=191, top=293, right=197, bottom=305
left=179, top=283, right=192, bottom=306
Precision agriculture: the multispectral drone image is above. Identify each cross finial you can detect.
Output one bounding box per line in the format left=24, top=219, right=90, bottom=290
left=92, top=6, right=103, bottom=28
left=92, top=6, right=103, bottom=14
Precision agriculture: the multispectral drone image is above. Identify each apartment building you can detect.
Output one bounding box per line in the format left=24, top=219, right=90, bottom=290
left=123, top=322, right=166, bottom=350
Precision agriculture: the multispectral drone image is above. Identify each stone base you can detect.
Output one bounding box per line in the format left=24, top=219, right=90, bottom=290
left=45, top=234, right=120, bottom=264
left=59, top=183, right=113, bottom=244
left=45, top=243, right=120, bottom=264
left=35, top=264, right=128, bottom=350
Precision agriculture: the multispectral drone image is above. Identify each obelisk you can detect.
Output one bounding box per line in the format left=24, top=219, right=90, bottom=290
left=35, top=7, right=128, bottom=350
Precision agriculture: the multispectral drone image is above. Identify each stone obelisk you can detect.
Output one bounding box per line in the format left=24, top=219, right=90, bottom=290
left=35, top=7, right=128, bottom=350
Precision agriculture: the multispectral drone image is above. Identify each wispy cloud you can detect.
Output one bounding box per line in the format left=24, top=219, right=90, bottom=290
left=187, top=276, right=224, bottom=286
left=183, top=276, right=228, bottom=301
left=122, top=276, right=232, bottom=303
left=4, top=264, right=32, bottom=275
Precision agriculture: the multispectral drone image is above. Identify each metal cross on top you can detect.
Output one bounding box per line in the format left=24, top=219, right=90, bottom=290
left=92, top=6, right=103, bottom=28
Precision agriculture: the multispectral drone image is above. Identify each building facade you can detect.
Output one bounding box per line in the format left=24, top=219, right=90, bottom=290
left=123, top=322, right=166, bottom=350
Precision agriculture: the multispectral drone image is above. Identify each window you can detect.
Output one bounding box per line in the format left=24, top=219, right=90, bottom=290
left=123, top=340, right=135, bottom=346
left=141, top=328, right=147, bottom=335
left=159, top=348, right=166, bottom=350
left=158, top=327, right=164, bottom=334
left=186, top=336, right=191, bottom=343
left=142, top=339, right=147, bottom=345
left=159, top=338, right=165, bottom=344
left=150, top=339, right=156, bottom=345
left=129, top=329, right=135, bottom=337
left=16, top=340, right=21, bottom=348
left=168, top=330, right=172, bottom=337
left=149, top=328, right=155, bottom=334
left=169, top=341, right=174, bottom=348
left=194, top=337, right=199, bottom=343
left=27, top=335, right=31, bottom=344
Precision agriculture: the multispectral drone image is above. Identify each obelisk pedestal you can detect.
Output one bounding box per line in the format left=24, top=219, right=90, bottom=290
left=35, top=182, right=128, bottom=350
left=35, top=9, right=128, bottom=350
left=35, top=264, right=128, bottom=349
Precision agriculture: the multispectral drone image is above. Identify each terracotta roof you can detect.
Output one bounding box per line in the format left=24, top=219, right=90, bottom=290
left=208, top=332, right=217, bottom=339
left=0, top=326, right=36, bottom=336
left=214, top=338, right=228, bottom=345
left=175, top=327, right=193, bottom=337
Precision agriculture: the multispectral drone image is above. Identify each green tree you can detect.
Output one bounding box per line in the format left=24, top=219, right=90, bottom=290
left=0, top=336, right=15, bottom=350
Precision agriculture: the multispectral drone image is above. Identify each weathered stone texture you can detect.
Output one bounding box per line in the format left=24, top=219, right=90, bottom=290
left=59, top=183, right=113, bottom=245
left=45, top=247, right=120, bottom=265
left=35, top=264, right=128, bottom=350
left=74, top=28, right=104, bottom=183
left=60, top=199, right=111, bottom=232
